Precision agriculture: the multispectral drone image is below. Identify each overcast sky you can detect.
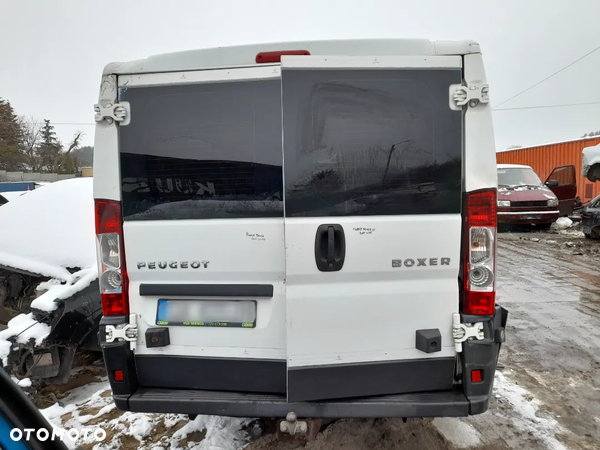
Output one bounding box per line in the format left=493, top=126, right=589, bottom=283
left=1, top=0, right=599, bottom=150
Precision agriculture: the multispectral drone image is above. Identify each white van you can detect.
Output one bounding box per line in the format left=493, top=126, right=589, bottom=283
left=93, top=39, right=507, bottom=419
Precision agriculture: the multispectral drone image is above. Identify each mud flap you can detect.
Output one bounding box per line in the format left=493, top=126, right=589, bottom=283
left=461, top=305, right=508, bottom=414
left=98, top=316, right=138, bottom=406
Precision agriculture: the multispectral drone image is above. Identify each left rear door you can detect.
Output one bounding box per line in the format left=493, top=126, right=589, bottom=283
left=116, top=66, right=288, bottom=393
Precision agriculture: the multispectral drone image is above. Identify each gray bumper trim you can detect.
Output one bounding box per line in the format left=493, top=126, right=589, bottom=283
left=125, top=387, right=470, bottom=418
left=497, top=210, right=559, bottom=215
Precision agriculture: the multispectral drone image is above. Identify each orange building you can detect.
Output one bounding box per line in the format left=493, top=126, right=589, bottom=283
left=496, top=136, right=600, bottom=202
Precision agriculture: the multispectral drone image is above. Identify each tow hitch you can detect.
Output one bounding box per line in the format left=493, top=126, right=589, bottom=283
left=277, top=413, right=322, bottom=441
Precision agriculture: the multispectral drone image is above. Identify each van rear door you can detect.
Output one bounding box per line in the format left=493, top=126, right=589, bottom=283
left=281, top=56, right=464, bottom=402
left=117, top=66, right=288, bottom=393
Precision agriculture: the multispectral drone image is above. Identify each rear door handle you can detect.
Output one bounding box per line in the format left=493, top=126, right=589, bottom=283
left=315, top=224, right=346, bottom=272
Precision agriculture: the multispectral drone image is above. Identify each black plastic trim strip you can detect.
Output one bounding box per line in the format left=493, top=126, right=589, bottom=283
left=135, top=356, right=286, bottom=394
left=288, top=357, right=455, bottom=402
left=139, top=284, right=274, bottom=297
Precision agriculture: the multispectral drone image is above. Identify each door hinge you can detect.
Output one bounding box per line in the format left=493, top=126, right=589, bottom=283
left=452, top=83, right=489, bottom=108
left=452, top=313, right=484, bottom=352
left=94, top=101, right=130, bottom=125
left=105, top=314, right=138, bottom=350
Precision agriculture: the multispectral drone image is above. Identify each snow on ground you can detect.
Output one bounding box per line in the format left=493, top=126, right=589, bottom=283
left=0, top=313, right=51, bottom=365
left=432, top=418, right=481, bottom=448
left=492, top=371, right=567, bottom=450
left=0, top=177, right=96, bottom=282
left=17, top=377, right=32, bottom=387
left=40, top=380, right=251, bottom=450
left=553, top=217, right=573, bottom=230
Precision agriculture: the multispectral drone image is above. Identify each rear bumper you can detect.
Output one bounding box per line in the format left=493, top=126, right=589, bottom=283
left=497, top=210, right=559, bottom=224
left=118, top=387, right=472, bottom=418
left=100, top=306, right=508, bottom=418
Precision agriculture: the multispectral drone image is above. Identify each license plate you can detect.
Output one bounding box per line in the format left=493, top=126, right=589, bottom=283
left=156, top=299, right=256, bottom=328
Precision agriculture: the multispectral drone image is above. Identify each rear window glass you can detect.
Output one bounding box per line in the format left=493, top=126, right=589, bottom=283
left=282, top=69, right=462, bottom=217
left=118, top=79, right=283, bottom=220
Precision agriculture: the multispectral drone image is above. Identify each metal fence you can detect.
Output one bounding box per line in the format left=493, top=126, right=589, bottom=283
left=0, top=171, right=78, bottom=183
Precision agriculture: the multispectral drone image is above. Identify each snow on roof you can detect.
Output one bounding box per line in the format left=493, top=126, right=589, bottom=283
left=0, top=178, right=96, bottom=281
left=497, top=136, right=600, bottom=153
left=497, top=164, right=532, bottom=169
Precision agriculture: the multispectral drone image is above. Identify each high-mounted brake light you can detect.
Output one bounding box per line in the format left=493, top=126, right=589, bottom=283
left=463, top=189, right=497, bottom=315
left=255, top=50, right=310, bottom=64
left=95, top=200, right=129, bottom=316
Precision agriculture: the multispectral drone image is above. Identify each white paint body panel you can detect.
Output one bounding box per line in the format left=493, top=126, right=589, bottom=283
left=93, top=75, right=122, bottom=201
left=463, top=54, right=497, bottom=192
left=285, top=215, right=461, bottom=368
left=280, top=55, right=461, bottom=69
left=103, top=39, right=480, bottom=75
left=118, top=65, right=280, bottom=88
left=126, top=219, right=286, bottom=359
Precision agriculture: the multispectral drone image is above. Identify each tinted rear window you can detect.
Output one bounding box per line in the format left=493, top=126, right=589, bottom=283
left=282, top=69, right=462, bottom=217
left=118, top=80, right=283, bottom=220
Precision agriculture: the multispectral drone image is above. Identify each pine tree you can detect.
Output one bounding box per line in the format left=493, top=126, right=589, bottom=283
left=0, top=98, right=24, bottom=171
left=36, top=119, right=62, bottom=172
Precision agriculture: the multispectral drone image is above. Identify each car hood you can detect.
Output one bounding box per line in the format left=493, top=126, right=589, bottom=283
left=498, top=186, right=557, bottom=202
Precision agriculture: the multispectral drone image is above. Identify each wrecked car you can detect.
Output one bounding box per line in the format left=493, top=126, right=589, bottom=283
left=582, top=143, right=600, bottom=182
left=497, top=164, right=576, bottom=228
left=581, top=194, right=600, bottom=239
left=0, top=178, right=101, bottom=384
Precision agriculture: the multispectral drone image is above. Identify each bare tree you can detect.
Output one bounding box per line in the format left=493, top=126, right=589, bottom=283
left=58, top=131, right=84, bottom=174
left=18, top=115, right=43, bottom=171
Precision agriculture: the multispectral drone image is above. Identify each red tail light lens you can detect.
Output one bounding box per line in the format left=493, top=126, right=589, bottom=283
left=466, top=189, right=497, bottom=227
left=463, top=189, right=497, bottom=316
left=95, top=200, right=129, bottom=316
left=255, top=50, right=310, bottom=63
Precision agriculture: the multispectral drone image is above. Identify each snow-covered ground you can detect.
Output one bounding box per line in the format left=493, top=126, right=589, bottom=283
left=34, top=368, right=568, bottom=450
left=40, top=378, right=250, bottom=450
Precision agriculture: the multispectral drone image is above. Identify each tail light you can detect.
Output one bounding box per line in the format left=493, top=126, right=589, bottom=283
left=463, top=189, right=497, bottom=315
left=95, top=200, right=129, bottom=316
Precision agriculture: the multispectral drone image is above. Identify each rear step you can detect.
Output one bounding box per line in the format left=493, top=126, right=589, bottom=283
left=123, top=388, right=470, bottom=418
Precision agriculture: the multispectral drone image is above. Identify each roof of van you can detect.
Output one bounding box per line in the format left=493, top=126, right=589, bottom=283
left=497, top=164, right=532, bottom=169
left=103, top=39, right=481, bottom=75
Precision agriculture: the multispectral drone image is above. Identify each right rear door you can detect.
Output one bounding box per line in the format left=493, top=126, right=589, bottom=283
left=281, top=56, right=465, bottom=401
